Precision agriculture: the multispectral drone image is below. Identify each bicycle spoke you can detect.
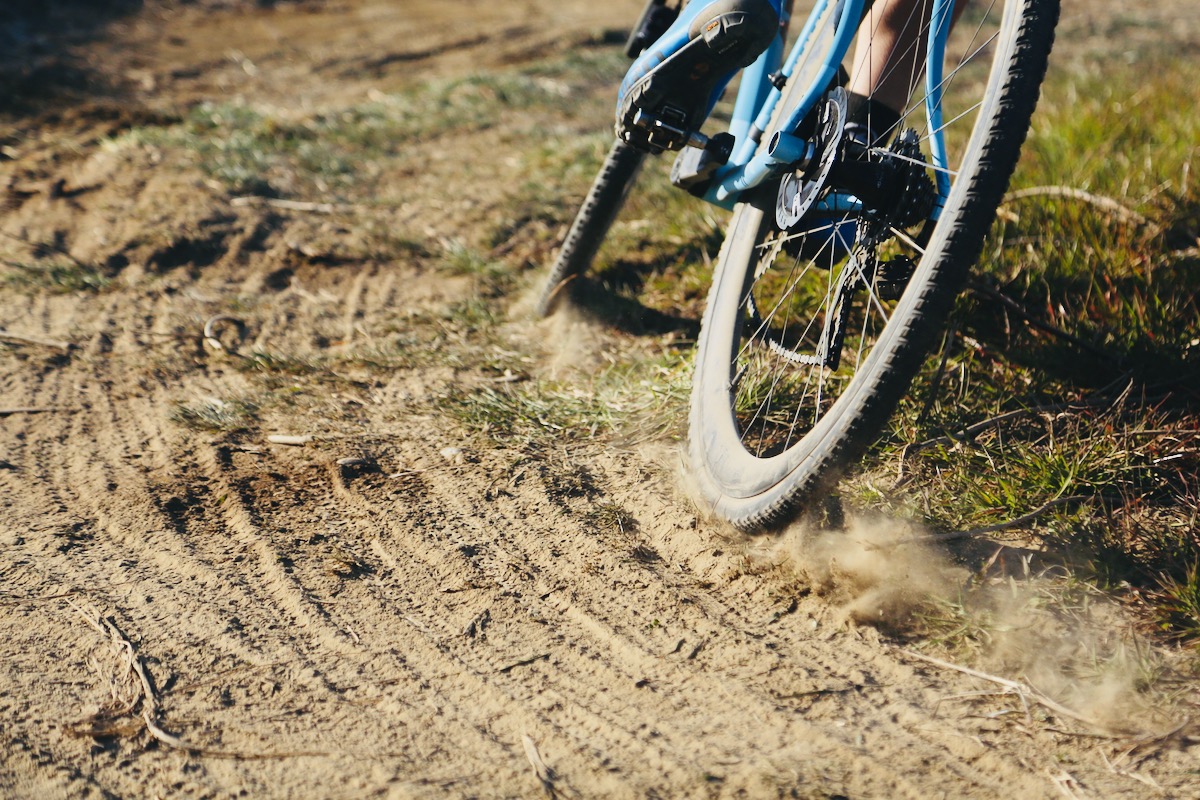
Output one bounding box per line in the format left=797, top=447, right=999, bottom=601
left=888, top=226, right=927, bottom=254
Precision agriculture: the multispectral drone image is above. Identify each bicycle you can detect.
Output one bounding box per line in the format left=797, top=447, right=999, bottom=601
left=537, top=0, right=1060, bottom=530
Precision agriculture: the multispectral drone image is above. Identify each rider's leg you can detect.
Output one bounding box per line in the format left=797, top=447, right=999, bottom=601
left=846, top=0, right=967, bottom=144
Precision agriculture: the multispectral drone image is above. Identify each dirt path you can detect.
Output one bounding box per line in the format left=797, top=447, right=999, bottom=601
left=1, top=1, right=1197, bottom=797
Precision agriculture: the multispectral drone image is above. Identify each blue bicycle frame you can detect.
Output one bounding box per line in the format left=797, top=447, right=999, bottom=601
left=697, top=0, right=955, bottom=216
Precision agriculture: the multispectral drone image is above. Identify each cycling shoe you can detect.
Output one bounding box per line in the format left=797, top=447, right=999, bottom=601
left=616, top=0, right=782, bottom=154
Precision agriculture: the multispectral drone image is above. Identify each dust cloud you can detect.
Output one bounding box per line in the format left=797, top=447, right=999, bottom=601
left=770, top=513, right=968, bottom=633
left=767, top=511, right=1169, bottom=734
left=521, top=302, right=610, bottom=379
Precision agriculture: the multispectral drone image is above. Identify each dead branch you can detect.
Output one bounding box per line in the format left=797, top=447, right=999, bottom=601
left=965, top=280, right=1112, bottom=360
left=901, top=649, right=1107, bottom=730
left=230, top=196, right=360, bottom=214
left=1002, top=185, right=1155, bottom=229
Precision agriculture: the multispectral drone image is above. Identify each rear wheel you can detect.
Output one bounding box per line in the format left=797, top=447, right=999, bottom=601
left=688, top=0, right=1060, bottom=529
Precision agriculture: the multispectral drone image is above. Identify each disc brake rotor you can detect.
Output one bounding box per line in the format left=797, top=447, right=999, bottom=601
left=775, top=87, right=848, bottom=231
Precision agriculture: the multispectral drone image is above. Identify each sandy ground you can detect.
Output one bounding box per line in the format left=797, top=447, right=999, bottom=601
left=2, top=1, right=1199, bottom=797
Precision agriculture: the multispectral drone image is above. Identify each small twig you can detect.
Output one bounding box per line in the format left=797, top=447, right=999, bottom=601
left=1047, top=768, right=1087, bottom=800
left=522, top=734, right=561, bottom=799
left=202, top=315, right=246, bottom=353
left=1045, top=728, right=1125, bottom=741
left=0, top=229, right=93, bottom=269
left=916, top=652, right=1196, bottom=752
left=905, top=397, right=1125, bottom=457
left=960, top=494, right=1095, bottom=536
left=0, top=329, right=74, bottom=351
left=0, top=589, right=81, bottom=604
left=1121, top=429, right=1200, bottom=438
left=498, top=653, right=550, bottom=674
left=230, top=196, right=360, bottom=215
left=915, top=319, right=960, bottom=429
left=267, top=434, right=314, bottom=446
left=72, top=601, right=167, bottom=727
left=73, top=601, right=330, bottom=759
left=1111, top=717, right=1196, bottom=770
left=0, top=407, right=70, bottom=417
left=1002, top=185, right=1156, bottom=229
left=864, top=494, right=1099, bottom=551
left=966, top=280, right=1112, bottom=360
left=1100, top=748, right=1164, bottom=791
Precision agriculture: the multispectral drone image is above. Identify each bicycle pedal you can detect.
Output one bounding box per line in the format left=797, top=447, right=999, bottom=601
left=670, top=132, right=735, bottom=195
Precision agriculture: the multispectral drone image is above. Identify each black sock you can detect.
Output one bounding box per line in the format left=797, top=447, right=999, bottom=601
left=845, top=91, right=901, bottom=147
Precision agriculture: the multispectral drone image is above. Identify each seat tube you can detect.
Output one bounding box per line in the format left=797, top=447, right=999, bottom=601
left=728, top=33, right=785, bottom=155
left=728, top=0, right=791, bottom=161
left=925, top=0, right=955, bottom=219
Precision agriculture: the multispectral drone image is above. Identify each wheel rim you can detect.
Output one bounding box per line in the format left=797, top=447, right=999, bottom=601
left=708, top=0, right=1019, bottom=484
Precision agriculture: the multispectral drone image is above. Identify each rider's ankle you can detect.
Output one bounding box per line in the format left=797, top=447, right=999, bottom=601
left=845, top=91, right=901, bottom=149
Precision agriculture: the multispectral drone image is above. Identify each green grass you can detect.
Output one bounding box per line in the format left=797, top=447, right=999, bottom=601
left=107, top=48, right=629, bottom=199
left=851, top=55, right=1200, bottom=640
left=1156, top=562, right=1200, bottom=641
left=437, top=348, right=692, bottom=449
left=2, top=258, right=113, bottom=293
left=166, top=339, right=438, bottom=436
left=232, top=339, right=432, bottom=384
left=170, top=396, right=260, bottom=432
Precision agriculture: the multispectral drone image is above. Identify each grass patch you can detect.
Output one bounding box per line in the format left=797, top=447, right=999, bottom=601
left=1155, top=562, right=1200, bottom=641
left=438, top=239, right=512, bottom=286
left=232, top=338, right=432, bottom=383
left=2, top=259, right=112, bottom=293
left=584, top=501, right=640, bottom=534
left=107, top=48, right=629, bottom=199
left=438, top=347, right=691, bottom=449
left=170, top=396, right=259, bottom=432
